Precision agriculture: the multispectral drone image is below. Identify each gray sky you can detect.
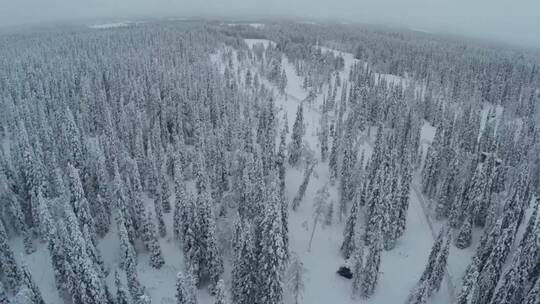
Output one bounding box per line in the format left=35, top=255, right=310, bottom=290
left=1, top=0, right=539, bottom=48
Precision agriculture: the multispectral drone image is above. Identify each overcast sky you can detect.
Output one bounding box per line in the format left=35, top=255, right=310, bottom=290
left=1, top=0, right=539, bottom=48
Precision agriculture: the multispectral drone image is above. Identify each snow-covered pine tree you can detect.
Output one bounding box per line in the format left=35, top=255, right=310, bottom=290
left=116, top=210, right=143, bottom=301
left=405, top=280, right=430, bottom=304
left=0, top=282, right=7, bottom=304
left=475, top=226, right=516, bottom=304
left=430, top=235, right=451, bottom=293
left=455, top=214, right=473, bottom=249
left=0, top=219, right=22, bottom=291
left=214, top=279, right=228, bottom=304
left=435, top=157, right=459, bottom=220
left=20, top=258, right=46, bottom=304
left=361, top=230, right=382, bottom=298
left=289, top=104, right=305, bottom=166
left=176, top=271, right=197, bottom=304
left=291, top=162, right=316, bottom=211
left=320, top=106, right=329, bottom=162
left=341, top=189, right=361, bottom=259
left=287, top=254, right=306, bottom=304
left=396, top=161, right=412, bottom=239
left=142, top=211, right=165, bottom=269
left=456, top=259, right=480, bottom=304
left=231, top=219, right=256, bottom=304
left=196, top=188, right=223, bottom=291
left=159, top=163, right=172, bottom=214
left=115, top=270, right=132, bottom=304
left=419, top=227, right=446, bottom=283
left=351, top=243, right=364, bottom=299
left=524, top=277, right=540, bottom=304
left=67, top=163, right=97, bottom=245
left=257, top=175, right=286, bottom=304
left=153, top=185, right=167, bottom=238
left=173, top=156, right=187, bottom=241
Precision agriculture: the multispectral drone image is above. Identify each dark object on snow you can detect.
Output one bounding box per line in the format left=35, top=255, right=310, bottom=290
left=337, top=266, right=353, bottom=279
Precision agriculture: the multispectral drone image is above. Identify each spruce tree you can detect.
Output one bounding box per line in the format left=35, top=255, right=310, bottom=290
left=176, top=272, right=196, bottom=304
left=431, top=236, right=451, bottom=293
left=0, top=282, right=7, bottom=304
left=351, top=244, right=364, bottom=299
left=143, top=211, right=165, bottom=269
left=456, top=260, right=480, bottom=304
left=20, top=258, right=46, bottom=304
left=524, top=277, right=540, bottom=304
left=67, top=163, right=97, bottom=244
left=287, top=254, right=306, bottom=304
left=291, top=162, right=316, bottom=211
left=196, top=189, right=223, bottom=290
left=289, top=104, right=305, bottom=166
left=153, top=188, right=167, bottom=238
left=341, top=192, right=360, bottom=259
left=231, top=220, right=256, bottom=304
left=361, top=233, right=382, bottom=298
left=257, top=176, right=286, bottom=304
left=0, top=220, right=22, bottom=291
left=115, top=270, right=132, bottom=304
left=455, top=215, right=473, bottom=249
left=214, top=279, right=228, bottom=304
left=116, top=210, right=143, bottom=301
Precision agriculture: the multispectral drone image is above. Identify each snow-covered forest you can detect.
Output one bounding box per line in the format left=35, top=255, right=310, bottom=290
left=0, top=20, right=539, bottom=304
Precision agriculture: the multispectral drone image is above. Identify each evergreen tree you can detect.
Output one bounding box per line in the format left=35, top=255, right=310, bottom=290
left=159, top=164, right=172, bottom=214
left=214, top=279, right=227, bottom=304
left=0, top=282, right=7, bottom=304
left=287, top=254, right=306, bottom=304
left=142, top=211, right=165, bottom=269
left=257, top=176, right=286, bottom=304
left=176, top=272, right=196, bottom=304
left=153, top=188, right=167, bottom=238
left=173, top=157, right=187, bottom=241
left=20, top=259, right=46, bottom=304
left=116, top=210, right=143, bottom=301
left=419, top=228, right=446, bottom=283
left=405, top=280, right=431, bottom=304
left=456, top=260, right=480, bottom=304
left=197, top=189, right=224, bottom=291
left=524, top=277, right=540, bottom=304
left=67, top=163, right=97, bottom=244
left=431, top=236, right=451, bottom=293
left=115, top=270, right=132, bottom=304
left=289, top=104, right=305, bottom=166
left=341, top=190, right=361, bottom=259
left=320, top=108, right=329, bottom=162
left=361, top=233, right=382, bottom=298
left=0, top=220, right=21, bottom=291
left=231, top=220, right=256, bottom=304
left=291, top=162, right=316, bottom=211
left=455, top=215, right=473, bottom=249
left=351, top=244, right=364, bottom=299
